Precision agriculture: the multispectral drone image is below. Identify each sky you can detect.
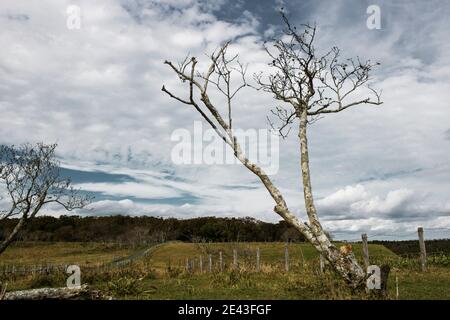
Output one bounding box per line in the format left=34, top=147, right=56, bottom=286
left=1, top=0, right=449, bottom=240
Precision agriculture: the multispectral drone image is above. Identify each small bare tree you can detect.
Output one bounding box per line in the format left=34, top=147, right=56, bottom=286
left=0, top=143, right=91, bottom=255
left=162, top=13, right=382, bottom=288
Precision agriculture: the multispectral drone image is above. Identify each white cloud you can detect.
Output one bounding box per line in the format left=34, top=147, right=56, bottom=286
left=318, top=185, right=369, bottom=210
left=85, top=199, right=138, bottom=216
left=319, top=185, right=417, bottom=216
left=75, top=181, right=181, bottom=199
left=350, top=188, right=414, bottom=215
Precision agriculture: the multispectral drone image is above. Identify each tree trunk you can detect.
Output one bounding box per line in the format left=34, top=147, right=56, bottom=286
left=0, top=197, right=44, bottom=256
left=298, top=108, right=366, bottom=288
left=0, top=217, right=26, bottom=255
left=3, top=285, right=107, bottom=300
left=299, top=108, right=322, bottom=233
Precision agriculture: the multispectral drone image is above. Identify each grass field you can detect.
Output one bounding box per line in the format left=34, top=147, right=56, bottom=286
left=0, top=241, right=449, bottom=300
left=0, top=242, right=136, bottom=266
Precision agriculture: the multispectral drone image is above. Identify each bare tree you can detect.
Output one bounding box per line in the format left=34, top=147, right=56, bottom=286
left=162, top=13, right=382, bottom=288
left=0, top=143, right=91, bottom=255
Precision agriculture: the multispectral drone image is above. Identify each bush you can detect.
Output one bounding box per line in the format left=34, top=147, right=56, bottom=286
left=166, top=266, right=183, bottom=279
left=210, top=269, right=255, bottom=289
left=29, top=273, right=65, bottom=289
left=107, top=277, right=143, bottom=297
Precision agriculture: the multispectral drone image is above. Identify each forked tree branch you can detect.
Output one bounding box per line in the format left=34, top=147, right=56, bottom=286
left=162, top=12, right=375, bottom=287
left=259, top=12, right=382, bottom=133
left=0, top=143, right=92, bottom=255
left=162, top=44, right=317, bottom=240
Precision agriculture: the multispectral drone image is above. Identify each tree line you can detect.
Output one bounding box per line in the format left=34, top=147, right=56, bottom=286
left=0, top=215, right=307, bottom=244
left=372, top=240, right=450, bottom=256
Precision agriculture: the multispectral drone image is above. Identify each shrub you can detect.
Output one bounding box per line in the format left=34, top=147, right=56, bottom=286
left=107, top=277, right=143, bottom=297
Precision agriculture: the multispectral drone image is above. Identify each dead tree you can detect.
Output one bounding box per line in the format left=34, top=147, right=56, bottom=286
left=3, top=285, right=107, bottom=300
left=162, top=13, right=382, bottom=288
left=0, top=143, right=91, bottom=255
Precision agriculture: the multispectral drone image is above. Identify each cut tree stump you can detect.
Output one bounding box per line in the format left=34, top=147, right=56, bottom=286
left=3, top=285, right=108, bottom=300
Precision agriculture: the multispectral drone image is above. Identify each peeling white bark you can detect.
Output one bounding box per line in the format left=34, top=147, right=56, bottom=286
left=3, top=285, right=107, bottom=300
left=298, top=108, right=365, bottom=287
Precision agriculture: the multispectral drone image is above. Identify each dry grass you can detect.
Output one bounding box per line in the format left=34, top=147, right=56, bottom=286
left=0, top=242, right=136, bottom=267
left=1, top=241, right=449, bottom=300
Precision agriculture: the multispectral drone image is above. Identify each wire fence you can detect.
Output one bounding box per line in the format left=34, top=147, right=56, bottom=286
left=332, top=227, right=450, bottom=242
left=0, top=242, right=159, bottom=276
left=0, top=228, right=448, bottom=276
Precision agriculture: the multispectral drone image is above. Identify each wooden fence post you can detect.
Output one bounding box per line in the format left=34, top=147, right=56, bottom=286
left=319, top=254, right=325, bottom=274
left=233, top=249, right=238, bottom=270
left=208, top=254, right=212, bottom=273
left=361, top=233, right=370, bottom=268
left=284, top=243, right=289, bottom=272
left=256, top=247, right=260, bottom=272
left=185, top=258, right=189, bottom=272
left=199, top=256, right=203, bottom=273
left=299, top=245, right=305, bottom=268
left=395, top=275, right=399, bottom=300
left=418, top=227, right=427, bottom=271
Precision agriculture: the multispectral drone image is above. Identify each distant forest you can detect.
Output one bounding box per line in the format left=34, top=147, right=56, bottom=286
left=371, top=239, right=450, bottom=255
left=0, top=215, right=307, bottom=243
left=0, top=216, right=448, bottom=255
